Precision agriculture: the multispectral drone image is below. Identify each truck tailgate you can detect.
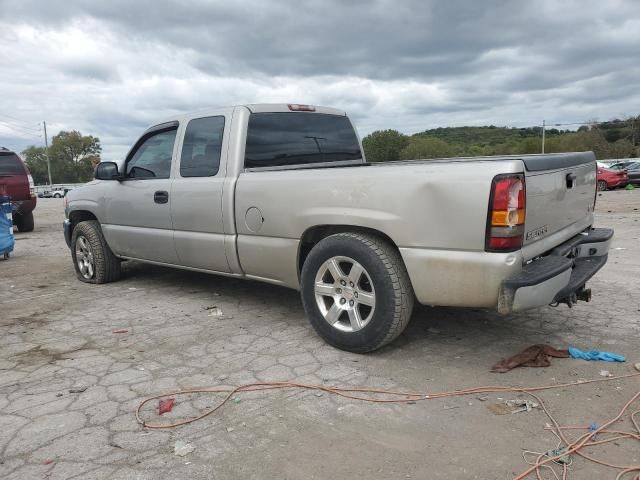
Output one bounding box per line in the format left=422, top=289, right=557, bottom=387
left=522, top=152, right=596, bottom=259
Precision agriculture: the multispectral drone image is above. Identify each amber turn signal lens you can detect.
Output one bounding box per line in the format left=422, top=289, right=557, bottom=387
left=491, top=208, right=525, bottom=226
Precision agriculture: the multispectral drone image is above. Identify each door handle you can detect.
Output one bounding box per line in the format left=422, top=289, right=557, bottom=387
left=566, top=173, right=577, bottom=189
left=154, top=190, right=169, bottom=204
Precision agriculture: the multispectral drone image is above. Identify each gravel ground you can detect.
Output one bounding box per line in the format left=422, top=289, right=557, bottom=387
left=1, top=190, right=639, bottom=480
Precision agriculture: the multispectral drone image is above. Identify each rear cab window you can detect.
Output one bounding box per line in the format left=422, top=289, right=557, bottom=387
left=244, top=113, right=362, bottom=169
left=0, top=152, right=26, bottom=176
left=180, top=116, right=225, bottom=177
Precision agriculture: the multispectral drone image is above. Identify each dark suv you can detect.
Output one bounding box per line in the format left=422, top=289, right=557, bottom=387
left=0, top=147, right=36, bottom=231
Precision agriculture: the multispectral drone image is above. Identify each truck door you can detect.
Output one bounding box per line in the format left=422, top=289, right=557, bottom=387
left=100, top=123, right=178, bottom=264
left=170, top=114, right=231, bottom=272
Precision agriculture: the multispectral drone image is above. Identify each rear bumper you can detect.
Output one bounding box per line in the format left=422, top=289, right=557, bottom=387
left=498, top=227, right=613, bottom=314
left=12, top=197, right=37, bottom=215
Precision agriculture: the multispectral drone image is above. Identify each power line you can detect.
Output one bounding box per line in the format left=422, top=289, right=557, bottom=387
left=546, top=119, right=636, bottom=127
left=0, top=123, right=42, bottom=138
left=549, top=121, right=600, bottom=127
left=0, top=113, right=41, bottom=130
left=0, top=121, right=43, bottom=138
left=540, top=117, right=638, bottom=153
left=0, top=120, right=41, bottom=135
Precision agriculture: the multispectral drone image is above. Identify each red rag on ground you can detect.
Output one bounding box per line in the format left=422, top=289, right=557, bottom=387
left=158, top=398, right=175, bottom=415
left=491, top=344, right=569, bottom=373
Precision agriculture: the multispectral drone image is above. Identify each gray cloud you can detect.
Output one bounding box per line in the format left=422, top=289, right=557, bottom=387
left=0, top=0, right=639, bottom=160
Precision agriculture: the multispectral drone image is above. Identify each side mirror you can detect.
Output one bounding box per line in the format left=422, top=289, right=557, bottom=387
left=95, top=162, right=121, bottom=180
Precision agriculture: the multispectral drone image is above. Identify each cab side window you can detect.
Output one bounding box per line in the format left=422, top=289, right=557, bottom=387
left=180, top=116, right=225, bottom=177
left=126, top=128, right=177, bottom=179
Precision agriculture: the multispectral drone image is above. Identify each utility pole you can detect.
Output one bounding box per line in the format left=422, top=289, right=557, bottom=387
left=541, top=119, right=546, bottom=154
left=43, top=121, right=52, bottom=186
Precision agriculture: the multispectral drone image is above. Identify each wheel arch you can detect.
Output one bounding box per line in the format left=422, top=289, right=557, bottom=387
left=69, top=210, right=99, bottom=236
left=297, top=224, right=402, bottom=279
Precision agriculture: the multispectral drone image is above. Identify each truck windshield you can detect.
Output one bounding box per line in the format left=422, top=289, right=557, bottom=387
left=0, top=153, right=25, bottom=175
left=245, top=113, right=362, bottom=168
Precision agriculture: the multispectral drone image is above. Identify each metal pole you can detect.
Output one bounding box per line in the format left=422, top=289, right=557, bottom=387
left=43, top=121, right=52, bottom=186
left=541, top=119, right=546, bottom=154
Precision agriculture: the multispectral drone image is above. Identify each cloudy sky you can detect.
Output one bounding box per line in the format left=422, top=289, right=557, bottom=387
left=1, top=0, right=639, bottom=160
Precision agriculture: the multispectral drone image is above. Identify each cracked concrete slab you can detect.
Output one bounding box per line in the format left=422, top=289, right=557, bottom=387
left=1, top=193, right=639, bottom=479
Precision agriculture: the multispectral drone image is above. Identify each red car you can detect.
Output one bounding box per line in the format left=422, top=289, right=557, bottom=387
left=0, top=147, right=36, bottom=231
left=597, top=166, right=628, bottom=191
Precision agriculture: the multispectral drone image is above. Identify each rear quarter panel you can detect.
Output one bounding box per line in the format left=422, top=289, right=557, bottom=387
left=234, top=159, right=523, bottom=288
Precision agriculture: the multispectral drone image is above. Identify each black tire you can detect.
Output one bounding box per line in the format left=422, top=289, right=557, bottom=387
left=300, top=232, right=414, bottom=353
left=597, top=180, right=608, bottom=191
left=71, top=220, right=121, bottom=284
left=15, top=211, right=34, bottom=232
left=53, top=194, right=61, bottom=198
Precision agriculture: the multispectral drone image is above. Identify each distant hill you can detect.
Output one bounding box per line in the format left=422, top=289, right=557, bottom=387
left=413, top=125, right=562, bottom=149
left=362, top=117, right=639, bottom=161
left=414, top=120, right=637, bottom=148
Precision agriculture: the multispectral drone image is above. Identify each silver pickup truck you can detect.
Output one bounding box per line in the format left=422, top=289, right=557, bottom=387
left=63, top=104, right=612, bottom=352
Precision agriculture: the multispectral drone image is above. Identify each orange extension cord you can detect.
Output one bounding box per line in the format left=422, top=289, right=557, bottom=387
left=136, top=372, right=640, bottom=480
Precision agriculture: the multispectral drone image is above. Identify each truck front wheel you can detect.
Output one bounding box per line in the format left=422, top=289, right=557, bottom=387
left=300, top=232, right=414, bottom=353
left=71, top=220, right=121, bottom=284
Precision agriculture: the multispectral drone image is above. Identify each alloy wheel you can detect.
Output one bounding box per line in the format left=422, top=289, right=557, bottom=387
left=75, top=235, right=95, bottom=279
left=313, top=256, right=376, bottom=332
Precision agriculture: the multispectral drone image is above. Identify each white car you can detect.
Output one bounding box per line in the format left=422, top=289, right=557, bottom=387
left=52, top=188, right=70, bottom=198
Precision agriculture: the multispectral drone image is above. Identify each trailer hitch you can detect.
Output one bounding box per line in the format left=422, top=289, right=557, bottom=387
left=576, top=288, right=592, bottom=303
left=552, top=287, right=591, bottom=308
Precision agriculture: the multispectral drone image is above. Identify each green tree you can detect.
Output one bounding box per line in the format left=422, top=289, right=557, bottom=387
left=22, top=130, right=101, bottom=184
left=50, top=130, right=100, bottom=164
left=544, top=129, right=609, bottom=158
left=520, top=137, right=544, bottom=154
left=21, top=146, right=50, bottom=185
left=624, top=115, right=640, bottom=155
left=399, top=136, right=455, bottom=160
left=606, top=139, right=636, bottom=159
left=361, top=129, right=410, bottom=162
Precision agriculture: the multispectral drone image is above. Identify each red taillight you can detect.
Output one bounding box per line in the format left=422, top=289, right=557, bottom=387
left=488, top=235, right=523, bottom=250
left=492, top=175, right=525, bottom=210
left=27, top=174, right=35, bottom=198
left=486, top=174, right=526, bottom=252
left=288, top=104, right=315, bottom=112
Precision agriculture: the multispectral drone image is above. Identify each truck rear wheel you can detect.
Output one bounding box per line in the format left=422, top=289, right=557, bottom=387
left=71, top=220, right=121, bottom=284
left=300, top=232, right=414, bottom=353
left=15, top=211, right=34, bottom=232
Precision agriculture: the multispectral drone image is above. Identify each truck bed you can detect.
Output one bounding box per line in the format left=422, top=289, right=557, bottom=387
left=234, top=152, right=596, bottom=306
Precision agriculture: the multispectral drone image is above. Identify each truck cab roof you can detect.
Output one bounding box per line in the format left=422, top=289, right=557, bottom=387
left=149, top=104, right=346, bottom=131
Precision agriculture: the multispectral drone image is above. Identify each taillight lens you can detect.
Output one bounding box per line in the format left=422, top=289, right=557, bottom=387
left=27, top=174, right=35, bottom=197
left=486, top=174, right=525, bottom=252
